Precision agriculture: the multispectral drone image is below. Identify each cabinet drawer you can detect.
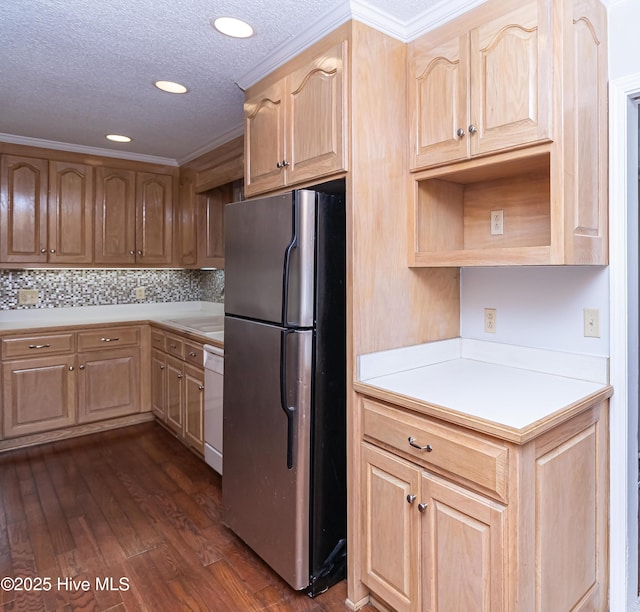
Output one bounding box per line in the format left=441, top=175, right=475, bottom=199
left=77, top=327, right=140, bottom=351
left=184, top=341, right=203, bottom=366
left=2, top=333, right=75, bottom=359
left=151, top=329, right=165, bottom=350
left=165, top=334, right=185, bottom=359
left=362, top=397, right=508, bottom=501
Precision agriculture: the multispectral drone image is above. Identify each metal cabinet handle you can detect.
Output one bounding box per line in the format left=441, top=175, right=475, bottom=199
left=129, top=250, right=135, bottom=255
left=28, top=344, right=51, bottom=349
left=468, top=124, right=478, bottom=134
left=101, top=337, right=119, bottom=342
left=198, top=385, right=204, bottom=391
left=407, top=494, right=416, bottom=504
left=276, top=160, right=290, bottom=168
left=408, top=437, right=433, bottom=452
left=177, top=374, right=183, bottom=379
left=137, top=250, right=143, bottom=255
left=79, top=364, right=85, bottom=370
left=68, top=366, right=74, bottom=371
left=159, top=364, right=165, bottom=370
left=188, top=351, right=197, bottom=357
left=456, top=127, right=465, bottom=138
left=169, top=344, right=177, bottom=349
left=49, top=248, right=56, bottom=254
left=40, top=248, right=47, bottom=253
left=418, top=503, right=428, bottom=513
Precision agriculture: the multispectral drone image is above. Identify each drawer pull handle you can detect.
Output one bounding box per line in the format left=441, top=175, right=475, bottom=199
left=418, top=503, right=428, bottom=513
left=408, top=437, right=433, bottom=452
left=101, top=337, right=120, bottom=342
left=169, top=344, right=177, bottom=349
left=177, top=374, right=183, bottom=379
left=406, top=494, right=416, bottom=504
left=28, top=344, right=51, bottom=349
left=79, top=364, right=85, bottom=370
left=188, top=351, right=197, bottom=357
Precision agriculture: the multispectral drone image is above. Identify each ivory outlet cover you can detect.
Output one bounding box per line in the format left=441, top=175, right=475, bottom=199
left=18, top=289, right=39, bottom=305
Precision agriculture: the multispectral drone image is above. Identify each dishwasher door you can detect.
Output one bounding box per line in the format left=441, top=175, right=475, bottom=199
left=203, top=344, right=224, bottom=474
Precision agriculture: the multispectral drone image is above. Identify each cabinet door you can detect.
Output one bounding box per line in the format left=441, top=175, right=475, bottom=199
left=422, top=473, right=506, bottom=612
left=77, top=348, right=140, bottom=423
left=150, top=349, right=167, bottom=421
left=178, top=173, right=197, bottom=267
left=136, top=172, right=173, bottom=265
left=244, top=81, right=286, bottom=197
left=94, top=167, right=136, bottom=264
left=48, top=161, right=93, bottom=264
left=165, top=355, right=184, bottom=435
left=2, top=356, right=75, bottom=437
left=0, top=155, right=48, bottom=263
left=197, top=183, right=232, bottom=268
left=361, top=443, right=421, bottom=612
left=183, top=363, right=204, bottom=454
left=285, top=41, right=348, bottom=186
left=409, top=34, right=468, bottom=169
left=469, top=0, right=551, bottom=156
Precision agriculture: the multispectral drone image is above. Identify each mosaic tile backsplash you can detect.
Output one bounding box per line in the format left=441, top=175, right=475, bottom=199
left=0, top=269, right=225, bottom=310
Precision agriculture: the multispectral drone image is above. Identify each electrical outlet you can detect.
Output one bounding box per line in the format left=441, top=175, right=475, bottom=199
left=584, top=308, right=600, bottom=338
left=18, top=289, right=39, bottom=305
left=484, top=308, right=497, bottom=333
left=490, top=210, right=504, bottom=235
left=135, top=286, right=146, bottom=300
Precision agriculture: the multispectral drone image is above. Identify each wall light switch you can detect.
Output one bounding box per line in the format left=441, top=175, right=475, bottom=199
left=490, top=210, right=504, bottom=235
left=18, top=289, right=39, bottom=305
left=584, top=308, right=600, bottom=338
left=484, top=308, right=497, bottom=333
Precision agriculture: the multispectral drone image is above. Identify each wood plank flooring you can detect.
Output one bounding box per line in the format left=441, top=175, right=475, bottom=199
left=0, top=422, right=372, bottom=611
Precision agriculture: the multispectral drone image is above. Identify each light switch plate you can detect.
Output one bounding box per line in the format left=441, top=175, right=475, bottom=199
left=18, top=289, right=39, bottom=305
left=584, top=308, right=600, bottom=337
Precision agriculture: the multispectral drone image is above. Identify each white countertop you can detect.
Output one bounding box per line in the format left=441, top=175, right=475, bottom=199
left=356, top=338, right=611, bottom=439
left=0, top=301, right=225, bottom=342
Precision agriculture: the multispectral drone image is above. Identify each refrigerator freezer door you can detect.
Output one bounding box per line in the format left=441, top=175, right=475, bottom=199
left=224, top=191, right=316, bottom=327
left=222, top=316, right=312, bottom=590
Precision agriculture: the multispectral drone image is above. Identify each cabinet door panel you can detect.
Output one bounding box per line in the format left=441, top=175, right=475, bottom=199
left=244, top=82, right=285, bottom=196
left=136, top=172, right=173, bottom=265
left=0, top=155, right=48, bottom=263
left=77, top=348, right=140, bottom=423
left=362, top=443, right=420, bottom=612
left=2, top=356, right=75, bottom=437
left=469, top=0, right=551, bottom=155
left=197, top=184, right=231, bottom=268
left=178, top=174, right=197, bottom=267
left=150, top=350, right=167, bottom=421
left=422, top=474, right=506, bottom=612
left=94, top=167, right=136, bottom=264
left=48, top=161, right=93, bottom=264
left=410, top=35, right=468, bottom=169
left=286, top=41, right=347, bottom=185
left=183, top=364, right=204, bottom=453
left=165, top=355, right=183, bottom=434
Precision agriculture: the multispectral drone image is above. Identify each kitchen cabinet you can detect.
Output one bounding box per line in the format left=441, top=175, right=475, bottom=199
left=0, top=155, right=93, bottom=264
left=1, top=326, right=145, bottom=439
left=150, top=327, right=205, bottom=455
left=407, top=0, right=608, bottom=266
left=409, top=0, right=550, bottom=169
left=94, top=167, right=173, bottom=265
left=244, top=40, right=348, bottom=197
left=358, top=394, right=608, bottom=611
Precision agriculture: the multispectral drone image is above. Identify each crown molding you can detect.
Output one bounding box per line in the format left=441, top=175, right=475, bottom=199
left=0, top=133, right=178, bottom=166
left=177, top=122, right=245, bottom=166
left=403, top=0, right=489, bottom=40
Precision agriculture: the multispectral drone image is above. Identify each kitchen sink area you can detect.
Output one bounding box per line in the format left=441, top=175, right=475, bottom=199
left=164, top=315, right=225, bottom=341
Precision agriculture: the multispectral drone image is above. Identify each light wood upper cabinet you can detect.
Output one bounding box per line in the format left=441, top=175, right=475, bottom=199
left=244, top=41, right=348, bottom=197
left=410, top=0, right=550, bottom=170
left=0, top=156, right=93, bottom=264
left=94, top=167, right=173, bottom=265
left=408, top=0, right=607, bottom=266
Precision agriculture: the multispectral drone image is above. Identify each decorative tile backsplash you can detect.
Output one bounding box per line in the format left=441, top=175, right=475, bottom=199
left=0, top=269, right=225, bottom=310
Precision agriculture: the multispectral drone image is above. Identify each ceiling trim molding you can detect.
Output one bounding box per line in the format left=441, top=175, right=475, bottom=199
left=402, top=0, right=488, bottom=40
left=0, top=133, right=178, bottom=166
left=177, top=122, right=245, bottom=166
left=236, top=0, right=352, bottom=91
left=349, top=0, right=412, bottom=41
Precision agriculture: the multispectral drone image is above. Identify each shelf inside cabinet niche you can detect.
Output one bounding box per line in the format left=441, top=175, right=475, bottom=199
left=411, top=151, right=552, bottom=267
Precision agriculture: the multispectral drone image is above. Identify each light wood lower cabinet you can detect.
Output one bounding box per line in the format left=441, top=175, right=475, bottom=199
left=150, top=327, right=205, bottom=455
left=359, top=395, right=608, bottom=611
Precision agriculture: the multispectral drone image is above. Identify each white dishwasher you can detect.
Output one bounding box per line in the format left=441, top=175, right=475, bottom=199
left=203, top=344, right=224, bottom=475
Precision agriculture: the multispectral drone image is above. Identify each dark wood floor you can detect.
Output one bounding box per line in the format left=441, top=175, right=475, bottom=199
left=0, top=422, right=371, bottom=611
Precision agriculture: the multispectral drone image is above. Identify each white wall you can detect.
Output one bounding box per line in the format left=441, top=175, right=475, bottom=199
left=608, top=0, right=640, bottom=80
left=460, top=266, right=609, bottom=355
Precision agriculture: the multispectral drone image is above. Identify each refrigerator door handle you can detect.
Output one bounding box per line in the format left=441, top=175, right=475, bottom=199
left=279, top=329, right=296, bottom=469
left=281, top=200, right=298, bottom=326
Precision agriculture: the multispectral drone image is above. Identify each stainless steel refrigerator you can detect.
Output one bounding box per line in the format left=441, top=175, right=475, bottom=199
left=222, top=186, right=346, bottom=596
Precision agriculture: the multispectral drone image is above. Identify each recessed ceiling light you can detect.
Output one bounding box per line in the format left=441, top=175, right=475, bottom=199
left=212, top=16, right=254, bottom=39
left=106, top=134, right=132, bottom=143
left=154, top=80, right=188, bottom=94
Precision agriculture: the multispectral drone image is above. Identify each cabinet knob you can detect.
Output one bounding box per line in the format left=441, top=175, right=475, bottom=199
left=188, top=351, right=197, bottom=357
left=456, top=128, right=465, bottom=138
left=49, top=248, right=56, bottom=254
left=406, top=494, right=416, bottom=504
left=198, top=385, right=204, bottom=391
left=177, top=374, right=183, bottom=379
left=68, top=366, right=74, bottom=371
left=137, top=250, right=143, bottom=255
left=79, top=364, right=85, bottom=370
left=40, top=248, right=47, bottom=253
left=418, top=503, right=428, bottom=513
left=100, top=337, right=119, bottom=342
left=130, top=250, right=136, bottom=255
left=468, top=124, right=478, bottom=134
left=282, top=159, right=290, bottom=168
left=408, top=436, right=433, bottom=452
left=159, top=365, right=165, bottom=370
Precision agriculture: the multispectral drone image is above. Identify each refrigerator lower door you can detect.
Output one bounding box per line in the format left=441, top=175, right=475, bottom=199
left=222, top=316, right=313, bottom=590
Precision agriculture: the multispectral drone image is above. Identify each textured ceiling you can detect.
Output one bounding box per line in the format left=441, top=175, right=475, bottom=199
left=0, top=0, right=485, bottom=164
